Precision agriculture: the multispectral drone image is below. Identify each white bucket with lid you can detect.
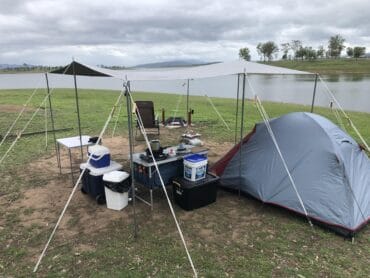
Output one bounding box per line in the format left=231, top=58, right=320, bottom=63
left=183, top=154, right=208, bottom=181
left=103, top=170, right=130, bottom=211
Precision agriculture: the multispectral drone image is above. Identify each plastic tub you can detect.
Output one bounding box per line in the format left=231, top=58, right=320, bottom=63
left=103, top=171, right=130, bottom=211
left=88, top=145, right=110, bottom=168
left=183, top=154, right=207, bottom=181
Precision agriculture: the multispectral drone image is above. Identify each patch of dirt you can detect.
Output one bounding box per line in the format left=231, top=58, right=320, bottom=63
left=0, top=104, right=36, bottom=113
left=4, top=135, right=240, bottom=266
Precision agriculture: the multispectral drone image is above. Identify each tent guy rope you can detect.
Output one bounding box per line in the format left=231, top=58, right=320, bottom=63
left=0, top=77, right=44, bottom=148
left=245, top=75, right=313, bottom=227
left=0, top=64, right=72, bottom=165
left=318, top=75, right=370, bottom=152
left=205, top=94, right=231, bottom=130
left=33, top=89, right=125, bottom=273
left=130, top=91, right=198, bottom=278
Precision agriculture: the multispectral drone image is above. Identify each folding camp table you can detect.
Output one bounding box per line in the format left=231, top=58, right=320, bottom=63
left=131, top=145, right=208, bottom=209
left=56, top=135, right=93, bottom=185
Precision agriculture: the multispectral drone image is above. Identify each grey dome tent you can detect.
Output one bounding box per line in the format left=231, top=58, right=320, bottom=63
left=211, top=112, right=370, bottom=236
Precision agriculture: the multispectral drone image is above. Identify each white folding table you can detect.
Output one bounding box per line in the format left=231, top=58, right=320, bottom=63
left=56, top=135, right=93, bottom=184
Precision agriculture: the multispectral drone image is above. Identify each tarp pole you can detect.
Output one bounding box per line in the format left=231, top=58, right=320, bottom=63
left=310, top=74, right=318, bottom=113
left=45, top=73, right=59, bottom=168
left=44, top=90, right=48, bottom=149
left=234, top=74, right=240, bottom=145
left=72, top=61, right=84, bottom=160
left=186, top=79, right=190, bottom=115
left=125, top=81, right=138, bottom=239
left=238, top=73, right=246, bottom=197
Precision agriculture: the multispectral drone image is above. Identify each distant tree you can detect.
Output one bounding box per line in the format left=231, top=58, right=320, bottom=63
left=328, top=34, right=345, bottom=58
left=281, top=42, right=290, bottom=60
left=305, top=47, right=317, bottom=60
left=239, top=47, right=251, bottom=61
left=256, top=41, right=279, bottom=61
left=353, top=46, right=366, bottom=59
left=295, top=47, right=306, bottom=60
left=291, top=40, right=302, bottom=59
left=256, top=43, right=264, bottom=61
left=317, top=46, right=325, bottom=59
left=346, top=47, right=354, bottom=57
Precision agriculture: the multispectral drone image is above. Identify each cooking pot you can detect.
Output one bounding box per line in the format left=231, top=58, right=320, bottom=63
left=150, top=140, right=161, bottom=151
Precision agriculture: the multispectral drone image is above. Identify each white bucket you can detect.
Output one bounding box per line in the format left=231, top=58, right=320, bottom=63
left=103, top=171, right=130, bottom=211
left=104, top=188, right=128, bottom=211
left=183, top=154, right=207, bottom=181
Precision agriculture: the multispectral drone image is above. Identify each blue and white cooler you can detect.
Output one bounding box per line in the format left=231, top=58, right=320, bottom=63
left=183, top=154, right=208, bottom=182
left=88, top=145, right=111, bottom=168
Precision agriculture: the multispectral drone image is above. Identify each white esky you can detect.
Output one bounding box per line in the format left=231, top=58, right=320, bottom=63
left=1, top=0, right=369, bottom=66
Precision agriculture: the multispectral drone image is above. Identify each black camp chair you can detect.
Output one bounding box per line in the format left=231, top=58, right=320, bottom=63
left=135, top=101, right=160, bottom=138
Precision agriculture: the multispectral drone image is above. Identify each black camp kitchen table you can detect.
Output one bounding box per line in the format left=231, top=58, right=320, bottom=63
left=131, top=145, right=208, bottom=209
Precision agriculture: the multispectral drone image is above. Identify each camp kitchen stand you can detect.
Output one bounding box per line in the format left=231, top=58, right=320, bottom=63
left=131, top=145, right=208, bottom=209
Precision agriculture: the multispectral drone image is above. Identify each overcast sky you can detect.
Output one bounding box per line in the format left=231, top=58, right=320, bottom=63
left=1, top=0, right=369, bottom=66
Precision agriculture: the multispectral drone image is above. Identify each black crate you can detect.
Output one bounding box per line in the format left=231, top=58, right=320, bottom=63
left=172, top=173, right=219, bottom=211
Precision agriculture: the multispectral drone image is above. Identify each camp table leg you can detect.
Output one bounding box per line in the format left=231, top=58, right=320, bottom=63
left=68, top=148, right=74, bottom=185
left=57, top=142, right=62, bottom=174
left=150, top=188, right=153, bottom=211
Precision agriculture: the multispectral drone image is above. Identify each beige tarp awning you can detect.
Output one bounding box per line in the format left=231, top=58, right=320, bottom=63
left=51, top=60, right=313, bottom=80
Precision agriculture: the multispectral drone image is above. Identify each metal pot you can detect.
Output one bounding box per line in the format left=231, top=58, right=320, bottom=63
left=150, top=140, right=161, bottom=151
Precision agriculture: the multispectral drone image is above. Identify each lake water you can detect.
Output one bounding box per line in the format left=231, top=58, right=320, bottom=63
left=0, top=72, right=369, bottom=113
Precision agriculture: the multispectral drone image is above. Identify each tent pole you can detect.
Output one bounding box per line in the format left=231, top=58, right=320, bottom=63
left=234, top=74, right=240, bottom=145
left=186, top=79, right=190, bottom=116
left=72, top=61, right=84, bottom=160
left=44, top=90, right=48, bottom=149
left=238, top=73, right=246, bottom=197
left=45, top=73, right=60, bottom=168
left=125, top=81, right=138, bottom=239
left=310, top=74, right=318, bottom=113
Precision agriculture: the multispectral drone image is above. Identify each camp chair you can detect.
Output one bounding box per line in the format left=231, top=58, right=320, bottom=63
left=135, top=101, right=160, bottom=137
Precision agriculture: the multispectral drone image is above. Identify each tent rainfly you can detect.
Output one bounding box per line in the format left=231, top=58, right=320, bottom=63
left=211, top=112, right=370, bottom=236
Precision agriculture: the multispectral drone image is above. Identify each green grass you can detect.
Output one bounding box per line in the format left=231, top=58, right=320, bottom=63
left=0, top=88, right=369, bottom=277
left=266, top=58, right=370, bottom=74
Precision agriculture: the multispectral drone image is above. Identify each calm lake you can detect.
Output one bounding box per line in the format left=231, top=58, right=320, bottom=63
left=0, top=73, right=369, bottom=113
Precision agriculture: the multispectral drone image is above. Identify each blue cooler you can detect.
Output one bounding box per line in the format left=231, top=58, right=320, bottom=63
left=88, top=145, right=110, bottom=168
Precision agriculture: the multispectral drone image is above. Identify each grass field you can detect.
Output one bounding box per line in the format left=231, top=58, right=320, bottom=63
left=0, top=89, right=369, bottom=277
left=266, top=58, right=370, bottom=74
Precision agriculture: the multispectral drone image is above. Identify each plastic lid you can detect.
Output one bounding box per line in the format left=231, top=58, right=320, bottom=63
left=81, top=161, right=122, bottom=176
left=103, top=170, right=130, bottom=182
left=184, top=154, right=207, bottom=163
left=88, top=145, right=110, bottom=156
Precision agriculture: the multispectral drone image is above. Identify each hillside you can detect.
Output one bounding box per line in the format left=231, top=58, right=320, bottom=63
left=265, top=59, right=370, bottom=74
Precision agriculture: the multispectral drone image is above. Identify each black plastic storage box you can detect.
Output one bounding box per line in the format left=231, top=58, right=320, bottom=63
left=172, top=173, right=219, bottom=211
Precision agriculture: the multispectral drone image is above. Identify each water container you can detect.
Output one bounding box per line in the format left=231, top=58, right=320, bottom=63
left=183, top=154, right=207, bottom=181
left=88, top=145, right=110, bottom=168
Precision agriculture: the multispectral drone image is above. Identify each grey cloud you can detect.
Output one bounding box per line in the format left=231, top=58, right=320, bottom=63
left=0, top=0, right=369, bottom=65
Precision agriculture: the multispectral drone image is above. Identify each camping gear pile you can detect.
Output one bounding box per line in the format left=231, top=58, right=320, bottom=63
left=80, top=145, right=130, bottom=209
left=172, top=152, right=219, bottom=211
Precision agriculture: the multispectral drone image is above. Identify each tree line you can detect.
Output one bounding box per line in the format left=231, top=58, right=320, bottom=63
left=239, top=35, right=367, bottom=61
